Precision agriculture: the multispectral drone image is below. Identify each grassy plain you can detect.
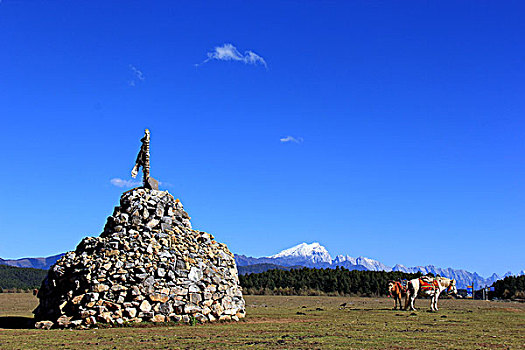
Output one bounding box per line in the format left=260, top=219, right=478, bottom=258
left=0, top=293, right=523, bottom=349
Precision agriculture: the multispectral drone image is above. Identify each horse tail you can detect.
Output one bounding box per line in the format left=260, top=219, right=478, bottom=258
left=404, top=281, right=413, bottom=310
left=407, top=280, right=417, bottom=299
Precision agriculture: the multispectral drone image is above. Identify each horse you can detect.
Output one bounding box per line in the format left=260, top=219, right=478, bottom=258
left=388, top=281, right=407, bottom=310
left=405, top=276, right=457, bottom=311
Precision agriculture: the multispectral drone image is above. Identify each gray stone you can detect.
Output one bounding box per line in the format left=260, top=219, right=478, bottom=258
left=184, top=304, right=200, bottom=314
left=161, top=223, right=173, bottom=232
left=161, top=216, right=172, bottom=224
left=188, top=267, right=203, bottom=282
left=57, top=315, right=73, bottom=327
left=139, top=300, right=152, bottom=312
left=146, top=219, right=159, bottom=229
left=189, top=293, right=202, bottom=304
left=35, top=321, right=54, bottom=330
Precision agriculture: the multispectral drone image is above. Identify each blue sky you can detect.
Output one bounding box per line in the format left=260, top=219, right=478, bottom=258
left=1, top=1, right=524, bottom=277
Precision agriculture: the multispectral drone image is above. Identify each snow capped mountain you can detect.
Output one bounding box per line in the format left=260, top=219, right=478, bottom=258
left=391, top=265, right=505, bottom=289
left=354, top=256, right=392, bottom=272
left=333, top=255, right=392, bottom=271
left=269, top=242, right=332, bottom=265
left=268, top=243, right=392, bottom=272
left=234, top=242, right=517, bottom=289
left=392, top=264, right=409, bottom=272
left=333, top=255, right=357, bottom=265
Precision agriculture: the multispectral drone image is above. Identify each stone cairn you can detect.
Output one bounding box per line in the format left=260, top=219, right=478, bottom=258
left=33, top=130, right=245, bottom=329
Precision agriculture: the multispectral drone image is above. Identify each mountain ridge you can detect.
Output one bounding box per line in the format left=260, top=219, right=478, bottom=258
left=1, top=242, right=522, bottom=290
left=0, top=254, right=65, bottom=270
left=234, top=242, right=523, bottom=289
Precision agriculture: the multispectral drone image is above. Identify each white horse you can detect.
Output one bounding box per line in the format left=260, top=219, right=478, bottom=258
left=405, top=276, right=457, bottom=311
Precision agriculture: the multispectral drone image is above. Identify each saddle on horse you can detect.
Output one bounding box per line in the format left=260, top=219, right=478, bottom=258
left=419, top=277, right=439, bottom=291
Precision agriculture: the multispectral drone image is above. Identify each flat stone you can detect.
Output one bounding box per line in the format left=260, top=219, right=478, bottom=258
left=139, top=300, right=152, bottom=312
left=152, top=314, right=165, bottom=322
left=57, top=315, right=73, bottom=327
left=150, top=293, right=169, bottom=303
left=71, top=294, right=84, bottom=305
left=158, top=302, right=173, bottom=315
left=70, top=320, right=83, bottom=327
left=93, top=284, right=109, bottom=293
left=98, top=312, right=113, bottom=323
left=188, top=267, right=203, bottom=282
left=189, top=293, right=202, bottom=304
left=146, top=219, right=160, bottom=229
left=184, top=304, right=200, bottom=314
left=195, top=313, right=207, bottom=323
left=188, top=284, right=200, bottom=293
left=156, top=205, right=164, bottom=217
left=161, top=216, right=172, bottom=224
left=159, top=251, right=172, bottom=258
left=125, top=307, right=137, bottom=318
left=35, top=320, right=54, bottom=330
left=160, top=223, right=173, bottom=232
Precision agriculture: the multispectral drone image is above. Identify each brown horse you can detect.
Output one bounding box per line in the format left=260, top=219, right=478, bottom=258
left=388, top=281, right=407, bottom=310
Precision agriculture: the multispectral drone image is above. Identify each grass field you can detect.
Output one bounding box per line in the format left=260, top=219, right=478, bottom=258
left=0, top=293, right=523, bottom=349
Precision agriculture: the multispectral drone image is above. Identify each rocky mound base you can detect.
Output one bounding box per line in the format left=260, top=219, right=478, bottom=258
left=34, top=188, right=245, bottom=329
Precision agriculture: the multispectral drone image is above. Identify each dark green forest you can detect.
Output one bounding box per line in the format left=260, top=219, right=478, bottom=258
left=492, top=275, right=525, bottom=299
left=239, top=267, right=422, bottom=296
left=0, top=265, right=47, bottom=291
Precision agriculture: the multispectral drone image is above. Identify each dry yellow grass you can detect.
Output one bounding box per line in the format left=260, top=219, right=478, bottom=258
left=0, top=293, right=523, bottom=349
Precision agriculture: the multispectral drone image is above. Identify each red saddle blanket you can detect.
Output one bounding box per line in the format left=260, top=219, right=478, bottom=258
left=419, top=278, right=439, bottom=290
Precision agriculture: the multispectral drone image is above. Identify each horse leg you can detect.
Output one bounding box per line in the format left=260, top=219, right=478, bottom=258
left=409, top=295, right=417, bottom=311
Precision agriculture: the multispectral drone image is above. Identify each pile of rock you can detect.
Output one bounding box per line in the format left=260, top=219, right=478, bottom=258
left=34, top=188, right=245, bottom=329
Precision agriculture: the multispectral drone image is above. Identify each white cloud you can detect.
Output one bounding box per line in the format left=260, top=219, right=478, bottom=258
left=129, top=65, right=144, bottom=80
left=280, top=136, right=304, bottom=144
left=110, top=178, right=142, bottom=188
left=196, top=43, right=267, bottom=68
left=128, top=64, right=145, bottom=86
left=110, top=178, right=174, bottom=189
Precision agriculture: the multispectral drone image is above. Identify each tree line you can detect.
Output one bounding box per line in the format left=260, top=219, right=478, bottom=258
left=492, top=275, right=525, bottom=299
left=0, top=264, right=47, bottom=292
left=239, top=267, right=422, bottom=296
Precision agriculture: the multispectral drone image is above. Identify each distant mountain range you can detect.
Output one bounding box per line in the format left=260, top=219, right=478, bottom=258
left=234, top=242, right=524, bottom=289
left=1, top=243, right=523, bottom=290
left=0, top=254, right=64, bottom=270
